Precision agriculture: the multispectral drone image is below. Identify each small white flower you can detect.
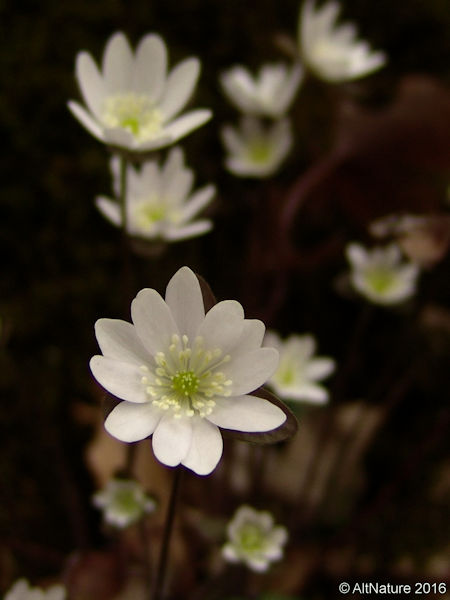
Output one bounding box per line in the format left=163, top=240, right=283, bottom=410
left=5, top=580, right=65, bottom=600
left=96, top=147, right=214, bottom=242
left=222, top=505, right=288, bottom=572
left=220, top=63, right=303, bottom=118
left=264, top=331, right=335, bottom=405
left=90, top=266, right=286, bottom=476
left=68, top=32, right=211, bottom=152
left=298, top=0, right=386, bottom=83
left=93, top=478, right=156, bottom=528
left=346, top=242, right=420, bottom=305
left=221, top=116, right=293, bottom=178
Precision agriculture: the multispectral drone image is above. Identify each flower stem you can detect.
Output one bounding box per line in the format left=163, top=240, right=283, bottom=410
left=117, top=155, right=133, bottom=312
left=152, top=467, right=183, bottom=600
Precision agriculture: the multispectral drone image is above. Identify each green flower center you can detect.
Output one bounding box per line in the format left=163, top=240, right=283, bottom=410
left=112, top=488, right=140, bottom=515
left=239, top=523, right=265, bottom=552
left=171, top=370, right=199, bottom=396
left=248, top=139, right=272, bottom=163
left=102, top=93, right=163, bottom=140
left=366, top=267, right=396, bottom=294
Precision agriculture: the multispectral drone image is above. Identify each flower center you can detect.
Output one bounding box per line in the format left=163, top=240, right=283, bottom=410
left=140, top=334, right=232, bottom=419
left=133, top=197, right=181, bottom=234
left=102, top=93, right=163, bottom=140
left=248, top=139, right=272, bottom=164
left=239, top=523, right=266, bottom=552
left=366, top=267, right=396, bottom=294
left=113, top=488, right=140, bottom=515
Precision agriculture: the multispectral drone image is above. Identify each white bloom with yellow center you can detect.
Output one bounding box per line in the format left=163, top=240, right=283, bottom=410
left=264, top=331, right=335, bottom=404
left=5, top=580, right=65, bottom=600
left=96, top=147, right=214, bottom=242
left=298, top=0, right=386, bottom=83
left=68, top=32, right=211, bottom=152
left=90, top=267, right=285, bottom=475
left=93, top=478, right=156, bottom=528
left=346, top=242, right=420, bottom=305
left=222, top=505, right=288, bottom=572
left=221, top=116, right=293, bottom=178
left=220, top=63, right=303, bottom=118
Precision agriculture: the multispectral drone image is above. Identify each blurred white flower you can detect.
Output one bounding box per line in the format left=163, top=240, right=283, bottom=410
left=222, top=505, right=288, bottom=572
left=221, top=116, right=293, bottom=178
left=5, top=580, right=65, bottom=600
left=68, top=32, right=211, bottom=152
left=90, top=266, right=285, bottom=476
left=96, top=147, right=215, bottom=242
left=264, top=331, right=335, bottom=404
left=346, top=242, right=420, bottom=305
left=93, top=478, right=156, bottom=528
left=298, top=0, right=386, bottom=83
left=220, top=63, right=303, bottom=118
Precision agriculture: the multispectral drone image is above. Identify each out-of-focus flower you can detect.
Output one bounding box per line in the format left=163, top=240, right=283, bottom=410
left=93, top=477, right=156, bottom=528
left=220, top=63, right=303, bottom=118
left=221, top=116, right=293, bottom=178
left=264, top=331, right=335, bottom=404
left=96, top=147, right=214, bottom=242
left=298, top=0, right=386, bottom=83
left=90, top=266, right=286, bottom=476
left=68, top=32, right=211, bottom=152
left=346, top=242, right=419, bottom=305
left=222, top=505, right=288, bottom=572
left=5, top=580, right=65, bottom=600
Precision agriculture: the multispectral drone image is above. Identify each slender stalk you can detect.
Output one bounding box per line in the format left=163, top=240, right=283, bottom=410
left=117, top=155, right=133, bottom=313
left=152, top=467, right=183, bottom=600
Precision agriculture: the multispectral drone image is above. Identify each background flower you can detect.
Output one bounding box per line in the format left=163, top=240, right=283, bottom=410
left=68, top=32, right=211, bottom=152
left=96, top=147, right=215, bottom=242
left=93, top=477, right=156, bottom=528
left=298, top=0, right=386, bottom=82
left=90, top=267, right=286, bottom=475
left=264, top=331, right=335, bottom=404
left=5, top=580, right=65, bottom=600
left=222, top=505, right=288, bottom=572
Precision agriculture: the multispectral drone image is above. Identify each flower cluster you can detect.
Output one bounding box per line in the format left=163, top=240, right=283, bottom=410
left=222, top=505, right=288, bottom=572
left=90, top=267, right=286, bottom=475
left=4, top=580, right=65, bottom=600
left=93, top=477, right=156, bottom=528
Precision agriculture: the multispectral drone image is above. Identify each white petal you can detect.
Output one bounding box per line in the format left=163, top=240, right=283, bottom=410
left=133, top=33, right=167, bottom=100
left=131, top=288, right=179, bottom=356
left=223, top=347, right=279, bottom=395
left=279, top=381, right=329, bottom=403
left=75, top=52, right=106, bottom=120
left=95, top=196, right=121, bottom=227
left=208, top=394, right=286, bottom=432
left=161, top=109, right=212, bottom=142
left=346, top=242, right=368, bottom=268
left=104, top=126, right=135, bottom=149
left=102, top=32, right=133, bottom=93
left=94, top=318, right=150, bottom=364
left=221, top=125, right=245, bottom=155
left=152, top=414, right=193, bottom=467
left=165, top=266, right=205, bottom=341
left=164, top=164, right=193, bottom=206
left=67, top=101, right=105, bottom=141
left=105, top=401, right=161, bottom=442
left=159, top=57, right=200, bottom=121
left=182, top=417, right=223, bottom=475
left=196, top=300, right=244, bottom=353
left=263, top=330, right=282, bottom=351
left=304, top=357, right=335, bottom=380
left=134, top=133, right=175, bottom=151
left=230, top=319, right=266, bottom=357
left=164, top=220, right=213, bottom=241
left=90, top=356, right=148, bottom=403
left=180, top=185, right=215, bottom=223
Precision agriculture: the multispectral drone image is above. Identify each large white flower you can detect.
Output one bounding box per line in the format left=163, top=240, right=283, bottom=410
left=264, top=331, right=335, bottom=404
left=346, top=242, right=420, bottom=305
left=221, top=116, right=293, bottom=178
left=96, top=147, right=214, bottom=242
left=298, top=0, right=386, bottom=83
left=90, top=267, right=285, bottom=476
left=220, top=63, right=303, bottom=118
left=93, top=478, right=156, bottom=528
left=222, top=505, right=288, bottom=572
left=68, top=32, right=211, bottom=152
left=5, top=580, right=65, bottom=600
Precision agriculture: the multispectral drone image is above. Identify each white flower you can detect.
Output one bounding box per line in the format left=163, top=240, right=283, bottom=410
left=264, top=331, right=335, bottom=405
left=5, top=580, right=65, bottom=600
left=68, top=32, right=211, bottom=152
left=222, top=505, right=288, bottom=572
left=221, top=116, right=293, bottom=178
left=298, top=0, right=386, bottom=83
left=220, top=63, right=303, bottom=118
left=93, top=478, right=156, bottom=528
left=90, top=267, right=285, bottom=476
left=95, top=147, right=214, bottom=242
left=346, top=242, right=420, bottom=305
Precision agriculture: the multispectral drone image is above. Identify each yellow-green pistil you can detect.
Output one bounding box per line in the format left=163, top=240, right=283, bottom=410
left=102, top=93, right=163, bottom=140
left=140, top=334, right=232, bottom=418
left=239, top=523, right=266, bottom=552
